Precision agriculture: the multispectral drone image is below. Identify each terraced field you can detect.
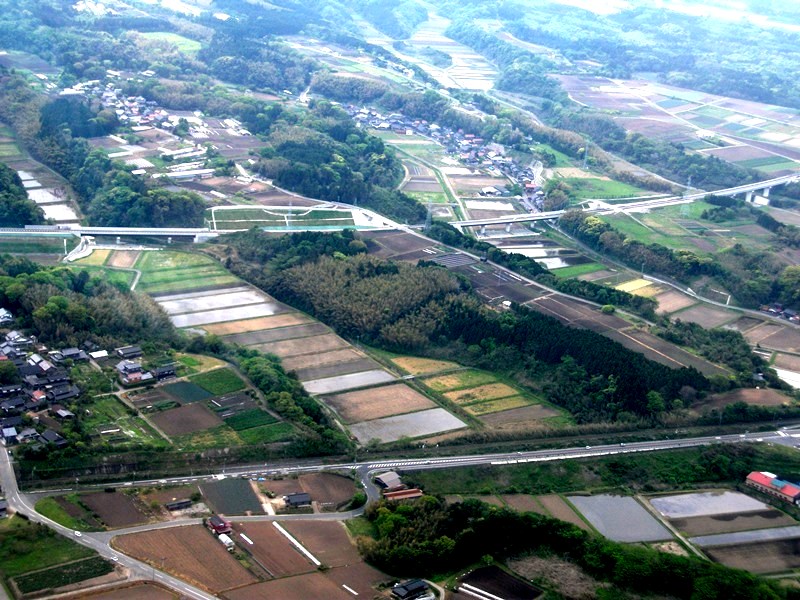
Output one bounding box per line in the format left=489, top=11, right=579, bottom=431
left=147, top=253, right=466, bottom=444
left=411, top=361, right=567, bottom=430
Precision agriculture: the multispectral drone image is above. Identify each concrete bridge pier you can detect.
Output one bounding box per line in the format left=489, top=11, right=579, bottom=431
left=505, top=223, right=512, bottom=233
left=762, top=187, right=771, bottom=198
left=480, top=225, right=486, bottom=236
left=746, top=191, right=753, bottom=203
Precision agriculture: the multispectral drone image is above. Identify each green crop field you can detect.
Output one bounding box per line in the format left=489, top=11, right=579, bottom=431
left=136, top=251, right=215, bottom=272
left=552, top=262, right=605, bottom=278
left=759, top=160, right=799, bottom=173
left=34, top=497, right=99, bottom=531
left=0, top=143, right=21, bottom=157
left=0, top=517, right=94, bottom=578
left=83, top=397, right=167, bottom=447
left=224, top=409, right=278, bottom=431
left=405, top=191, right=449, bottom=204
left=140, top=275, right=240, bottom=295
left=736, top=156, right=791, bottom=169
left=162, top=381, right=213, bottom=403
left=189, top=368, right=247, bottom=395
left=14, top=556, right=113, bottom=595
left=139, top=31, right=202, bottom=55
left=561, top=177, right=650, bottom=200
left=172, top=424, right=242, bottom=449
left=238, top=422, right=295, bottom=444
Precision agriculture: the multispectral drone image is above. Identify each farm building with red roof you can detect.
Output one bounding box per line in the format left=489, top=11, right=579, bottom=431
left=746, top=471, right=800, bottom=504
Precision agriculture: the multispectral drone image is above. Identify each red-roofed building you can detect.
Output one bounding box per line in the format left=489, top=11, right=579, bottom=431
left=384, top=488, right=423, bottom=501
left=746, top=471, right=800, bottom=504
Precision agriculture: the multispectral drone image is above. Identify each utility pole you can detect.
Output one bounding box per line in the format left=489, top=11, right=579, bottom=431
left=582, top=137, right=589, bottom=170
left=425, top=200, right=432, bottom=232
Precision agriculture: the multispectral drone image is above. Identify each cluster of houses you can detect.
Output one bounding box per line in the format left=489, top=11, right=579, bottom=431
left=0, top=329, right=175, bottom=450
left=346, top=106, right=545, bottom=207
left=0, top=330, right=86, bottom=449
left=60, top=78, right=172, bottom=131
left=114, top=345, right=176, bottom=385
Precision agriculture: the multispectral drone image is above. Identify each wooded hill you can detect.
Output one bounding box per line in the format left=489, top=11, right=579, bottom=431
left=217, top=230, right=707, bottom=424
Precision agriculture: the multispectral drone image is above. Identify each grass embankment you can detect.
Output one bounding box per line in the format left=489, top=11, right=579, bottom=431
left=405, top=444, right=800, bottom=496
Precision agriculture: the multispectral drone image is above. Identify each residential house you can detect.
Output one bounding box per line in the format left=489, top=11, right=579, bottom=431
left=40, top=429, right=67, bottom=448
left=47, top=384, right=80, bottom=404
left=51, top=348, right=89, bottom=363
left=115, top=345, right=143, bottom=360
left=154, top=365, right=176, bottom=380
left=1, top=427, right=17, bottom=445
left=0, top=384, right=23, bottom=398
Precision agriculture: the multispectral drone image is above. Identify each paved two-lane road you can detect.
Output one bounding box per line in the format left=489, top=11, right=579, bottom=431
left=1, top=428, right=797, bottom=597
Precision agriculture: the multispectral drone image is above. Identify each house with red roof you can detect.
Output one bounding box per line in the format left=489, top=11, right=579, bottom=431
left=746, top=471, right=800, bottom=504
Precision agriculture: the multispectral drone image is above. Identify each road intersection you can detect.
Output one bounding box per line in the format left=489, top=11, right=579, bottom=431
left=1, top=428, right=797, bottom=597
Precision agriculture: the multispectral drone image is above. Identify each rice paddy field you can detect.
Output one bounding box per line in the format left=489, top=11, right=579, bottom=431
left=647, top=490, right=800, bottom=574
left=559, top=177, right=652, bottom=200
left=568, top=495, right=672, bottom=542
left=418, top=366, right=566, bottom=426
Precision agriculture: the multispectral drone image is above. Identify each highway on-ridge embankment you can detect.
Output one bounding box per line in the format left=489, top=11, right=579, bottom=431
left=2, top=429, right=798, bottom=597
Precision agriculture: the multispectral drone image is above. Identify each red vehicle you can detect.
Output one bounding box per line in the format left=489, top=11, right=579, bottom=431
left=206, top=515, right=232, bottom=535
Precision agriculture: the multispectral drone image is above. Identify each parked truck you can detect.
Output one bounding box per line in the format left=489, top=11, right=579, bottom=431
left=217, top=533, right=235, bottom=552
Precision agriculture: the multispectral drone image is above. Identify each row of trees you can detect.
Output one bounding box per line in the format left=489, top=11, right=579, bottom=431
left=359, top=497, right=789, bottom=599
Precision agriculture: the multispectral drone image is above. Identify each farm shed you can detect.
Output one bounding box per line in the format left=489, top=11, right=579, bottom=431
left=392, top=579, right=429, bottom=599
left=746, top=471, right=800, bottom=504
left=166, top=499, right=193, bottom=511
left=115, top=345, right=143, bottom=359
left=285, top=492, right=312, bottom=508
left=375, top=471, right=403, bottom=490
